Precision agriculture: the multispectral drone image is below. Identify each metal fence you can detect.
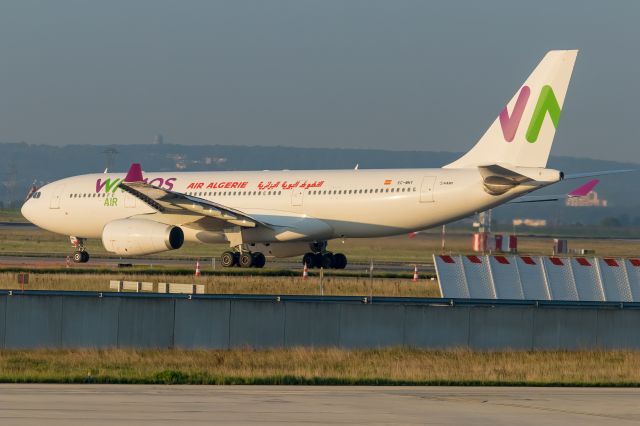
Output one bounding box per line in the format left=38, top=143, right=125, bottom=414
left=2, top=291, right=640, bottom=349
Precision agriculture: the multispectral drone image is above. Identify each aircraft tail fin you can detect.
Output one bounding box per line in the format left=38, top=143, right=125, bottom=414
left=445, top=50, right=578, bottom=169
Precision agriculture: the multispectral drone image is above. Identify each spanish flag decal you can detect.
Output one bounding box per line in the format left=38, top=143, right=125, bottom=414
left=384, top=179, right=392, bottom=185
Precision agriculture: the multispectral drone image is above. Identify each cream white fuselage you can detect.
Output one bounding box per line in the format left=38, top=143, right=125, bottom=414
left=22, top=167, right=542, bottom=247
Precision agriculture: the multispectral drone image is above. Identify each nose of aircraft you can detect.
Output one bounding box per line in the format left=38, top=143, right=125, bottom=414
left=21, top=198, right=35, bottom=224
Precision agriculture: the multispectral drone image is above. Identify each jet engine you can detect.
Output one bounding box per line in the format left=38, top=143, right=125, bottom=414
left=102, top=218, right=184, bottom=256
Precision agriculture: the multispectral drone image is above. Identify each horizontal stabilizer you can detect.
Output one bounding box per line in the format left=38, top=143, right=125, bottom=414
left=508, top=179, right=599, bottom=204
left=563, top=169, right=634, bottom=180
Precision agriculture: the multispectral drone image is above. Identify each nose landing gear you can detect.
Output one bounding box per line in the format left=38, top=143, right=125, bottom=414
left=72, top=251, right=90, bottom=263
left=70, top=236, right=90, bottom=263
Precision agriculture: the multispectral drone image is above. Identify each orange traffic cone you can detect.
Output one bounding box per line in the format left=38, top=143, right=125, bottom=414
left=195, top=260, right=201, bottom=277
left=412, top=265, right=418, bottom=282
left=302, top=262, right=309, bottom=279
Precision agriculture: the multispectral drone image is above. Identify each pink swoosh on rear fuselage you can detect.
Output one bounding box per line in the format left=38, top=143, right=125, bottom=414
left=499, top=85, right=530, bottom=142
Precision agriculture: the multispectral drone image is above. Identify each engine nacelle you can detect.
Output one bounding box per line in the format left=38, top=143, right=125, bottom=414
left=102, top=218, right=184, bottom=256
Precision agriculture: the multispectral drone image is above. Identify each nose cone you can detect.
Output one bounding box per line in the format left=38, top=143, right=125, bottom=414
left=21, top=199, right=35, bottom=224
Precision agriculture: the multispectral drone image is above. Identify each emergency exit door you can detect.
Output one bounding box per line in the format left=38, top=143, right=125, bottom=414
left=419, top=176, right=436, bottom=203
left=291, top=188, right=304, bottom=207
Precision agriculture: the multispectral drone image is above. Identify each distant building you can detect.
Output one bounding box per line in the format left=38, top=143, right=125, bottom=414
left=565, top=191, right=608, bottom=207
left=167, top=154, right=187, bottom=170
left=512, top=218, right=547, bottom=227
left=204, top=156, right=228, bottom=166
left=153, top=134, right=164, bottom=145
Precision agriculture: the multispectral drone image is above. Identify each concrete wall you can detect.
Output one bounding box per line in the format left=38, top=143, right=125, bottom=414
left=1, top=292, right=640, bottom=350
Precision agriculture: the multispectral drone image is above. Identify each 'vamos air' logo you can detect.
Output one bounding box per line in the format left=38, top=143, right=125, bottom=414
left=95, top=176, right=176, bottom=194
left=95, top=176, right=176, bottom=207
left=499, top=85, right=561, bottom=143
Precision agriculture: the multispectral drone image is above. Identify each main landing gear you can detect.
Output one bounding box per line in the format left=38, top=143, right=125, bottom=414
left=302, top=251, right=347, bottom=269
left=220, top=250, right=266, bottom=268
left=70, top=236, right=90, bottom=263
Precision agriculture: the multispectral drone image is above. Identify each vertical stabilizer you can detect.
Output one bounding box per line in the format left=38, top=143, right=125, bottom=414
left=445, top=50, right=578, bottom=169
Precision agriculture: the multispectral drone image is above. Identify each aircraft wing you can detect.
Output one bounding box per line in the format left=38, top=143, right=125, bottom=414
left=508, top=179, right=599, bottom=204
left=118, top=164, right=265, bottom=228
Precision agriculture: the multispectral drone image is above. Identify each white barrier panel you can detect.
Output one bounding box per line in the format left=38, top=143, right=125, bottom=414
left=434, top=255, right=469, bottom=298
left=489, top=255, right=524, bottom=299
left=158, top=283, right=205, bottom=294
left=461, top=255, right=495, bottom=299
left=516, top=256, right=550, bottom=300
left=109, top=280, right=153, bottom=292
left=570, top=257, right=604, bottom=301
left=435, top=255, right=639, bottom=302
left=542, top=257, right=579, bottom=301
left=625, top=259, right=640, bottom=301
left=598, top=258, right=632, bottom=302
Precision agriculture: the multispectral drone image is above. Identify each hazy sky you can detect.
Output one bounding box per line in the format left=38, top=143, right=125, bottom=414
left=0, top=0, right=638, bottom=162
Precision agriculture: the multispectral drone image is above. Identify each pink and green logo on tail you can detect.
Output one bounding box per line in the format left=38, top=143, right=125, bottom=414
left=499, top=85, right=561, bottom=143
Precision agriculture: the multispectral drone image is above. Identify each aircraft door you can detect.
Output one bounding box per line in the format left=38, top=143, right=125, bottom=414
left=291, top=188, right=304, bottom=207
left=419, top=176, right=436, bottom=203
left=49, top=185, right=64, bottom=209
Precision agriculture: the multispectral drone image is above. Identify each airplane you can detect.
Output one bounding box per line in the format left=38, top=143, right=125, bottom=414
left=20, top=50, right=629, bottom=268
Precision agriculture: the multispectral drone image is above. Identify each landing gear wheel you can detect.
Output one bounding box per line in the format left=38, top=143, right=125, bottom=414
left=313, top=253, right=325, bottom=269
left=333, top=253, right=347, bottom=269
left=302, top=253, right=315, bottom=268
left=321, top=252, right=334, bottom=269
left=252, top=252, right=266, bottom=268
left=221, top=251, right=237, bottom=267
left=73, top=251, right=89, bottom=263
left=239, top=253, right=254, bottom=268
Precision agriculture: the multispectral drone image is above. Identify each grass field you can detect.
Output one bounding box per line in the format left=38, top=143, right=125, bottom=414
left=0, top=348, right=639, bottom=386
left=0, top=209, right=25, bottom=223
left=1, top=225, right=639, bottom=262
left=0, top=272, right=441, bottom=297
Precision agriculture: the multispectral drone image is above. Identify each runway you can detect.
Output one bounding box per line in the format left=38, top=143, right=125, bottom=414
left=0, top=385, right=639, bottom=425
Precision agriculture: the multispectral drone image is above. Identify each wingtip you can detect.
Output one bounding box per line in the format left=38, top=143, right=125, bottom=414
left=568, top=179, right=599, bottom=197
left=124, top=163, right=144, bottom=183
